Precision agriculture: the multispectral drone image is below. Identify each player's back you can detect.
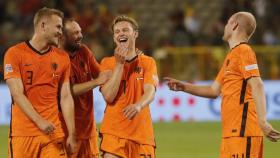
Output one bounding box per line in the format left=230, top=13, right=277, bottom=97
left=216, top=43, right=263, bottom=138
left=4, top=41, right=70, bottom=137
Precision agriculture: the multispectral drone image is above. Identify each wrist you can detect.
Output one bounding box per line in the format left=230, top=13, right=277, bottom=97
left=68, top=131, right=76, bottom=137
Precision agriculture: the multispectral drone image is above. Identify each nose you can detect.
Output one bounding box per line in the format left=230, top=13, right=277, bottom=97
left=78, top=32, right=83, bottom=39
left=58, top=28, right=62, bottom=36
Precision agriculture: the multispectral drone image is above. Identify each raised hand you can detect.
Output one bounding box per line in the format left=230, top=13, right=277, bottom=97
left=114, top=44, right=128, bottom=64
left=164, top=77, right=186, bottom=91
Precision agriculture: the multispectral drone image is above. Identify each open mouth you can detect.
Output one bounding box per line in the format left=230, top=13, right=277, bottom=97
left=75, top=39, right=82, bottom=45
left=118, top=36, right=128, bottom=44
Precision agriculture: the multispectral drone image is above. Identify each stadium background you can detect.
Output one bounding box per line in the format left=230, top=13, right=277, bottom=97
left=0, top=0, right=280, bottom=157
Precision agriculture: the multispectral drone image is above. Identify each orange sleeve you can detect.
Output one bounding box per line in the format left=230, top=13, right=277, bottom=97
left=84, top=45, right=101, bottom=78
left=215, top=64, right=225, bottom=84
left=239, top=47, right=260, bottom=80
left=4, top=47, right=21, bottom=80
left=62, top=55, right=71, bottom=83
left=144, top=58, right=159, bottom=87
left=100, top=58, right=113, bottom=71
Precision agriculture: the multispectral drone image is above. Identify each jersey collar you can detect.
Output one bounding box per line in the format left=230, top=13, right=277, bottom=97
left=26, top=41, right=52, bottom=55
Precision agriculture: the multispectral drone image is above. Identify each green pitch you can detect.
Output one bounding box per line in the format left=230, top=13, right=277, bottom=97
left=1, top=121, right=279, bottom=158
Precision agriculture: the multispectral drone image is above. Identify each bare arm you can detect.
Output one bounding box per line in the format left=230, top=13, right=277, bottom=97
left=101, top=45, right=127, bottom=103
left=71, top=71, right=112, bottom=96
left=101, top=63, right=124, bottom=103
left=60, top=82, right=75, bottom=135
left=248, top=77, right=280, bottom=142
left=123, top=84, right=155, bottom=119
left=60, top=82, right=77, bottom=153
left=6, top=78, right=55, bottom=134
left=164, top=77, right=221, bottom=98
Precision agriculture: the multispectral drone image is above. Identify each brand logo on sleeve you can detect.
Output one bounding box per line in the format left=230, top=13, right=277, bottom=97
left=5, top=64, right=13, bottom=73
left=245, top=64, right=258, bottom=71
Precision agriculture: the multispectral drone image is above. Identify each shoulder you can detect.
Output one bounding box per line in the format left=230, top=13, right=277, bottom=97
left=139, top=54, right=156, bottom=65
left=236, top=44, right=255, bottom=54
left=101, top=56, right=115, bottom=64
left=5, top=42, right=26, bottom=57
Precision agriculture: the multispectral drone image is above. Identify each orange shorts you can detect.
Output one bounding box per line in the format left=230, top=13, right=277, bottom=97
left=69, top=137, right=99, bottom=158
left=100, top=134, right=155, bottom=158
left=8, top=135, right=66, bottom=158
left=220, top=136, right=263, bottom=158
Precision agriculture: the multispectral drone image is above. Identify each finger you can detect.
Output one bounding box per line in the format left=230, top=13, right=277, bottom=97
left=123, top=107, right=131, bottom=117
left=50, top=123, right=56, bottom=131
left=163, top=77, right=172, bottom=82
left=127, top=110, right=137, bottom=120
left=270, top=129, right=280, bottom=135
left=125, top=109, right=135, bottom=119
left=268, top=133, right=280, bottom=140
left=266, top=135, right=277, bottom=142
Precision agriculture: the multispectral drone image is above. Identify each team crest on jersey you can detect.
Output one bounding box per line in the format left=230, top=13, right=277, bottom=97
left=5, top=64, right=13, bottom=73
left=134, top=66, right=142, bottom=74
left=80, top=61, right=85, bottom=68
left=52, top=63, right=58, bottom=71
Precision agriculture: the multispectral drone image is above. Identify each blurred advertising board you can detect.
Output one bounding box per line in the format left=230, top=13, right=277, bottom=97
left=1, top=81, right=280, bottom=124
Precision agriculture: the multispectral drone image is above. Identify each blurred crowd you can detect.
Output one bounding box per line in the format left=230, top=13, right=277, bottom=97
left=1, top=0, right=280, bottom=81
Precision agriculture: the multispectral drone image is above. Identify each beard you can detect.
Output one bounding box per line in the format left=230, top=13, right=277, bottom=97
left=65, top=41, right=81, bottom=52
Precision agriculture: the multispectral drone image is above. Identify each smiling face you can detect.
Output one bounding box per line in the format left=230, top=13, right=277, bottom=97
left=64, top=20, right=83, bottom=52
left=113, top=21, right=138, bottom=48
left=43, top=15, right=63, bottom=46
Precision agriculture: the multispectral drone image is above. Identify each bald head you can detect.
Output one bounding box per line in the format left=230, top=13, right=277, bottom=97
left=231, top=12, right=256, bottom=38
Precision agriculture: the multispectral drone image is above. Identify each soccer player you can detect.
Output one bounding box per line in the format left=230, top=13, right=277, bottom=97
left=165, top=12, right=280, bottom=158
left=61, top=18, right=111, bottom=158
left=4, top=7, right=76, bottom=158
left=99, top=15, right=159, bottom=158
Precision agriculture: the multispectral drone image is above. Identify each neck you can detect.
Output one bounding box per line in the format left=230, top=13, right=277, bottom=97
left=126, top=45, right=137, bottom=60
left=30, top=34, right=50, bottom=53
left=228, top=34, right=248, bottom=49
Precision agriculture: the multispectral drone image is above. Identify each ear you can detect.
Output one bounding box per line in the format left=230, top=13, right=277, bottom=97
left=134, top=30, right=139, bottom=38
left=40, top=21, right=45, bottom=31
left=232, top=22, right=238, bottom=31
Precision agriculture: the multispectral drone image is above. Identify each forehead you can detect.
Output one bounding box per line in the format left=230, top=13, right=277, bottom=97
left=49, top=14, right=62, bottom=23
left=65, top=21, right=81, bottom=31
left=114, top=21, right=133, bottom=30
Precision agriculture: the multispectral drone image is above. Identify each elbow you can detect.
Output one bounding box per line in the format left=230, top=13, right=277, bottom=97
left=104, top=95, right=114, bottom=104
left=101, top=91, right=115, bottom=104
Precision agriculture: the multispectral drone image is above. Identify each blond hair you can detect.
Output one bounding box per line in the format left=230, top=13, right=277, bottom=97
left=111, top=15, right=139, bottom=32
left=33, top=7, right=64, bottom=27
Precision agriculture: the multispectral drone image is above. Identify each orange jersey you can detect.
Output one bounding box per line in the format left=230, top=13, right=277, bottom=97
left=215, top=43, right=263, bottom=138
left=100, top=53, right=158, bottom=146
left=4, top=41, right=70, bottom=137
left=68, top=44, right=100, bottom=139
